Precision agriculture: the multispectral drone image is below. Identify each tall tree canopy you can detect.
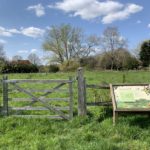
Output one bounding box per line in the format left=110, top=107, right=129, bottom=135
left=42, top=24, right=99, bottom=64
left=139, top=40, right=150, bottom=67
left=100, top=26, right=127, bottom=69
left=101, top=27, right=127, bottom=51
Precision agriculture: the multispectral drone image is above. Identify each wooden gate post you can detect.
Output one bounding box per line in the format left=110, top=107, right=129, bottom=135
left=77, top=67, right=87, bottom=116
left=69, top=76, right=73, bottom=119
left=2, top=75, right=8, bottom=116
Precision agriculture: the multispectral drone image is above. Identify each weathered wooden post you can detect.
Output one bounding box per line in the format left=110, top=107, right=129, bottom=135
left=77, top=67, right=87, bottom=116
left=2, top=75, right=8, bottom=116
left=69, top=76, right=73, bottom=119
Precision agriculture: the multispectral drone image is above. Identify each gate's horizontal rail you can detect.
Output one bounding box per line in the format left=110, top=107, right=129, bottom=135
left=10, top=98, right=70, bottom=102
left=5, top=79, right=71, bottom=83
left=9, top=106, right=70, bottom=111
left=86, top=84, right=109, bottom=89
left=25, top=89, right=69, bottom=93
left=8, top=89, right=69, bottom=93
left=11, top=115, right=69, bottom=119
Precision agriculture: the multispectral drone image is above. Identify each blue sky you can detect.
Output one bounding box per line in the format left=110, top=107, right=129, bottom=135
left=0, top=0, right=150, bottom=62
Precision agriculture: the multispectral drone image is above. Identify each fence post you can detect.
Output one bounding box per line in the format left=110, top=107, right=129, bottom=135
left=69, top=76, right=73, bottom=119
left=77, top=67, right=87, bottom=116
left=2, top=75, right=8, bottom=116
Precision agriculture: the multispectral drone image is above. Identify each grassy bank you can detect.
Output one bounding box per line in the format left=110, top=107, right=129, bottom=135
left=0, top=70, right=150, bottom=150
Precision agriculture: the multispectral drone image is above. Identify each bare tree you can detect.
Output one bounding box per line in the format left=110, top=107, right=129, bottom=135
left=43, top=24, right=99, bottom=64
left=100, top=26, right=127, bottom=69
left=75, top=35, right=100, bottom=58
left=28, top=53, right=41, bottom=66
left=12, top=55, right=23, bottom=61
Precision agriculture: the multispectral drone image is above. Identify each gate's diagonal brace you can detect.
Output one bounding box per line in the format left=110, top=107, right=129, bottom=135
left=11, top=83, right=69, bottom=120
left=29, top=82, right=66, bottom=105
left=28, top=83, right=66, bottom=105
left=41, top=83, right=66, bottom=97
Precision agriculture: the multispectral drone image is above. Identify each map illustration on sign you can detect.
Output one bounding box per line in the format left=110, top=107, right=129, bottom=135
left=114, top=85, right=150, bottom=109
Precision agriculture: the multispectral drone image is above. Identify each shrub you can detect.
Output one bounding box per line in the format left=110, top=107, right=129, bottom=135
left=96, top=53, right=112, bottom=70
left=96, top=49, right=140, bottom=70
left=123, top=56, right=139, bottom=70
left=38, top=65, right=49, bottom=73
left=49, top=64, right=59, bottom=73
left=80, top=57, right=97, bottom=69
left=2, top=62, right=39, bottom=73
left=60, top=60, right=80, bottom=71
left=0, top=59, right=5, bottom=73
left=139, top=40, right=150, bottom=67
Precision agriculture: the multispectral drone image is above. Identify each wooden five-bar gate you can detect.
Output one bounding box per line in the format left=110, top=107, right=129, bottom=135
left=2, top=76, right=73, bottom=120
left=1, top=68, right=112, bottom=120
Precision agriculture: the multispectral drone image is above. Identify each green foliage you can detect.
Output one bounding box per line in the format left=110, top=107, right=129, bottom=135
left=0, top=44, right=6, bottom=73
left=96, top=49, right=139, bottom=70
left=80, top=57, right=97, bottom=69
left=38, top=65, right=49, bottom=73
left=2, top=62, right=39, bottom=73
left=96, top=52, right=112, bottom=69
left=139, top=40, right=150, bottom=67
left=0, top=59, right=5, bottom=73
left=124, top=56, right=139, bottom=70
left=49, top=64, right=59, bottom=73
left=60, top=60, right=80, bottom=71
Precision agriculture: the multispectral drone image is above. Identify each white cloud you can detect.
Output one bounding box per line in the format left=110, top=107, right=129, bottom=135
left=30, top=49, right=38, bottom=53
left=0, top=26, right=12, bottom=37
left=0, top=27, right=20, bottom=37
left=18, top=50, right=29, bottom=54
left=0, top=39, right=7, bottom=44
left=102, top=4, right=143, bottom=24
left=55, top=0, right=123, bottom=20
left=148, top=24, right=150, bottom=28
left=21, top=27, right=45, bottom=38
left=8, top=29, right=20, bottom=34
left=55, top=0, right=95, bottom=12
left=0, top=26, right=45, bottom=38
left=50, top=0, right=143, bottom=24
left=27, top=4, right=45, bottom=17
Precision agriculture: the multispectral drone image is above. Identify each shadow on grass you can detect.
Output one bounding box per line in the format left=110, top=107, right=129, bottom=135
left=128, top=115, right=150, bottom=129
left=87, top=106, right=113, bottom=122
left=118, top=114, right=150, bottom=129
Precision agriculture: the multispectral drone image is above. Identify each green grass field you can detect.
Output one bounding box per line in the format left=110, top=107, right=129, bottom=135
left=0, top=70, right=150, bottom=150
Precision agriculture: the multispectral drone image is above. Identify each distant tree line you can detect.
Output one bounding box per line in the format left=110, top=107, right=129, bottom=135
left=42, top=24, right=150, bottom=71
left=0, top=49, right=40, bottom=73
left=0, top=24, right=150, bottom=73
left=2, top=60, right=39, bottom=73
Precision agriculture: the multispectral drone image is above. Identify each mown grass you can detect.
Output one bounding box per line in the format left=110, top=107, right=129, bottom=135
left=0, top=70, right=150, bottom=150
